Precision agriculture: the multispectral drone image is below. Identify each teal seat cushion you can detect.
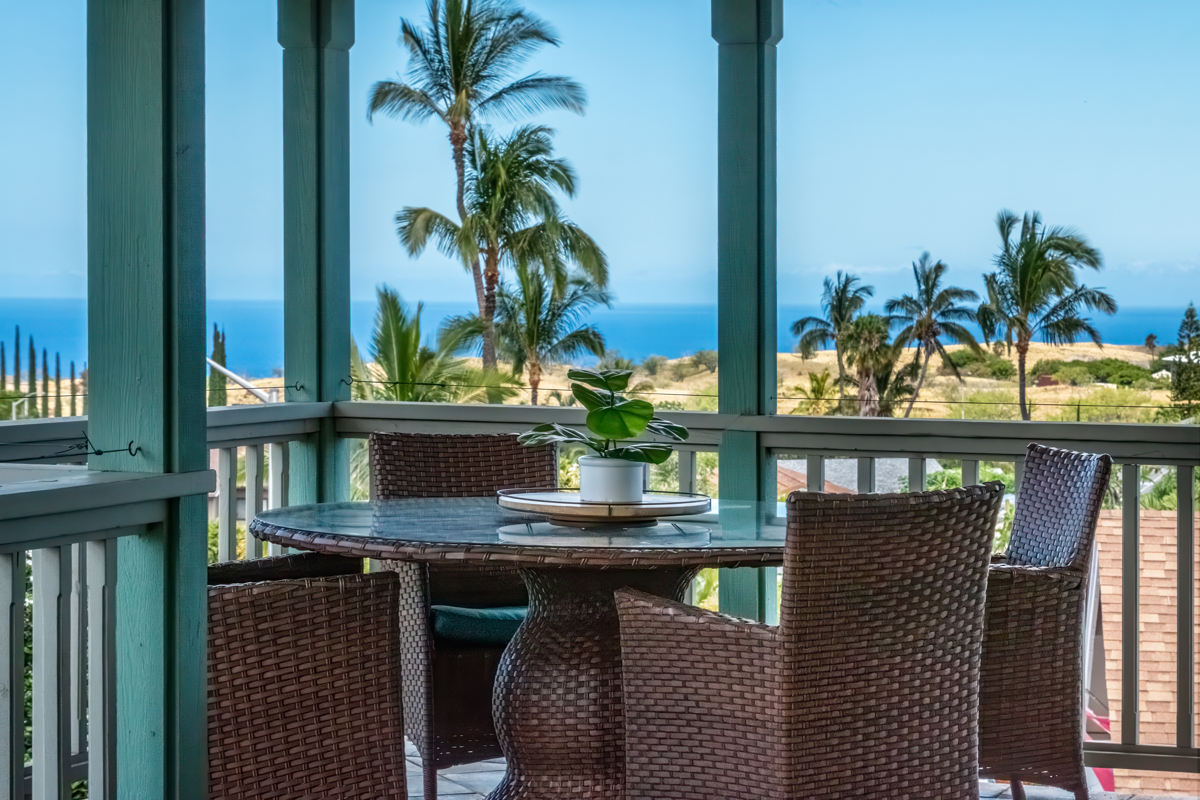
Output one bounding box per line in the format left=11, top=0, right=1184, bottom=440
left=430, top=605, right=528, bottom=646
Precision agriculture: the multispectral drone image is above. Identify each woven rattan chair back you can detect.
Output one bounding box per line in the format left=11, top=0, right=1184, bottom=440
left=207, top=555, right=404, bottom=799
left=779, top=484, right=1003, bottom=796
left=1004, top=443, right=1112, bottom=570
left=369, top=431, right=556, bottom=499
left=370, top=432, right=556, bottom=799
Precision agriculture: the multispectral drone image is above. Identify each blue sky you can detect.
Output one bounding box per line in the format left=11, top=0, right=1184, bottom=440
left=1, top=0, right=1197, bottom=310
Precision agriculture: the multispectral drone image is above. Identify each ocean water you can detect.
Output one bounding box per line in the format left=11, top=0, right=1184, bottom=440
left=0, top=297, right=1187, bottom=379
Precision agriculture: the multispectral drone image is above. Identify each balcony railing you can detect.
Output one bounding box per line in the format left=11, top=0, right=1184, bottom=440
left=0, top=403, right=1196, bottom=795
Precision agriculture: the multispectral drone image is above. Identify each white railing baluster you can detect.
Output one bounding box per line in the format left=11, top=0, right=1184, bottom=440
left=1120, top=464, right=1140, bottom=744
left=908, top=457, right=927, bottom=491
left=961, top=459, right=979, bottom=487
left=856, top=457, right=875, bottom=492
left=32, top=547, right=70, bottom=800
left=69, top=544, right=85, bottom=757
left=267, top=442, right=289, bottom=556
left=86, top=539, right=116, bottom=800
left=244, top=444, right=264, bottom=560
left=677, top=450, right=696, bottom=495
left=806, top=455, right=825, bottom=492
left=217, top=447, right=238, bottom=562
left=1013, top=457, right=1025, bottom=496
left=1176, top=464, right=1194, bottom=749
left=1, top=551, right=25, bottom=800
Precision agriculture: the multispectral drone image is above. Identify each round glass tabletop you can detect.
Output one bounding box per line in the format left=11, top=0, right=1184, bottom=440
left=249, top=496, right=787, bottom=568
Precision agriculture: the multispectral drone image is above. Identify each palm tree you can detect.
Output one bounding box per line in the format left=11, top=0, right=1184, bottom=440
left=449, top=266, right=608, bottom=404
left=884, top=252, right=981, bottom=418
left=349, top=285, right=517, bottom=404
left=369, top=0, right=586, bottom=330
left=976, top=272, right=1014, bottom=354
left=790, top=371, right=835, bottom=416
left=873, top=340, right=921, bottom=418
left=992, top=210, right=1117, bottom=420
left=791, top=271, right=874, bottom=406
left=398, top=125, right=606, bottom=369
left=840, top=314, right=893, bottom=417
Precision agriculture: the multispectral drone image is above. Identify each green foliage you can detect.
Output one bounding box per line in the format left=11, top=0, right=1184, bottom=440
left=696, top=451, right=719, bottom=498
left=1138, top=466, right=1200, bottom=510
left=1031, top=357, right=1152, bottom=387
left=208, top=324, right=227, bottom=407
left=596, top=351, right=634, bottom=372
left=693, top=568, right=719, bottom=611
left=690, top=350, right=718, bottom=374
left=640, top=355, right=666, bottom=376
left=1169, top=360, right=1200, bottom=418
left=1054, top=365, right=1094, bottom=386
left=518, top=368, right=689, bottom=464
left=669, top=359, right=698, bottom=382
left=352, top=286, right=519, bottom=404
left=946, top=349, right=1016, bottom=379
left=790, top=371, right=836, bottom=416
left=449, top=266, right=608, bottom=404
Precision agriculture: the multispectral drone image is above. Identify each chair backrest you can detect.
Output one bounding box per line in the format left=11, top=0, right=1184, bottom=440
left=369, top=432, right=556, bottom=499
left=1004, top=443, right=1113, bottom=570
left=208, top=563, right=404, bottom=798
left=778, top=483, right=1003, bottom=797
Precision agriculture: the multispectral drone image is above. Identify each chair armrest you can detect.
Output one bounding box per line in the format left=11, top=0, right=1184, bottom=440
left=615, top=589, right=781, bottom=799
left=990, top=552, right=1007, bottom=564
left=208, top=552, right=364, bottom=585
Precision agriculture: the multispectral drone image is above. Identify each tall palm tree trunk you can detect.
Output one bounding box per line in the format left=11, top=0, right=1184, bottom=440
left=528, top=362, right=542, bottom=406
left=835, top=347, right=848, bottom=408
left=1016, top=339, right=1031, bottom=421
left=450, top=125, right=494, bottom=367
left=904, top=345, right=932, bottom=418
left=857, top=368, right=879, bottom=418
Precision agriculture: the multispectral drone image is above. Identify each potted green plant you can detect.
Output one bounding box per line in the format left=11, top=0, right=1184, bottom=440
left=518, top=368, right=689, bottom=503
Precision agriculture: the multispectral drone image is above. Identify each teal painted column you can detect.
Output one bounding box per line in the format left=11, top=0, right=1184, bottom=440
left=280, top=0, right=354, bottom=504
left=87, top=0, right=207, bottom=797
left=713, top=0, right=782, bottom=621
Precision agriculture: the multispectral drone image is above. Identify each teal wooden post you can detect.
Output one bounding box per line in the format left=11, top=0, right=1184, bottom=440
left=713, top=0, right=782, bottom=622
left=279, top=0, right=354, bottom=505
left=87, top=0, right=207, bottom=797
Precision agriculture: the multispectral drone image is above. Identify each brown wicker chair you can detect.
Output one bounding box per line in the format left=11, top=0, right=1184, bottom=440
left=979, top=443, right=1113, bottom=800
left=370, top=432, right=557, bottom=800
left=207, top=552, right=405, bottom=799
left=616, top=484, right=1004, bottom=800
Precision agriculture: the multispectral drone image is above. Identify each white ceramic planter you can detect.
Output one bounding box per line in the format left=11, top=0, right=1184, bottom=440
left=578, top=456, right=645, bottom=503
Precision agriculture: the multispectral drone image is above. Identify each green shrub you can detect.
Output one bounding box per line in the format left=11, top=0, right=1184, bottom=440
left=690, top=350, right=718, bottom=374
left=641, top=355, right=667, bottom=376
left=987, top=359, right=1016, bottom=379
left=1053, top=365, right=1094, bottom=386
left=1030, top=358, right=1066, bottom=378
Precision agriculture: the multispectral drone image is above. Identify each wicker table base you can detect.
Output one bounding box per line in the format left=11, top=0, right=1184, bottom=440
left=487, top=566, right=700, bottom=800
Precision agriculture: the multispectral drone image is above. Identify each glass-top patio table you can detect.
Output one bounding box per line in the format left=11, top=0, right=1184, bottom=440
left=249, top=496, right=787, bottom=800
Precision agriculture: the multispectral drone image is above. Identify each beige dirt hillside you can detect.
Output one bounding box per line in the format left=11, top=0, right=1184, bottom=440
left=225, top=342, right=1169, bottom=422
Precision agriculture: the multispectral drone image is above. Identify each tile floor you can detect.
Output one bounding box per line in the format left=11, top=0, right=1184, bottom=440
left=406, top=742, right=1198, bottom=800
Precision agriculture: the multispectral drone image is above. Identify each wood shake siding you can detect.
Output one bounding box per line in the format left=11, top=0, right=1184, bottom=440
left=1096, top=509, right=1200, bottom=796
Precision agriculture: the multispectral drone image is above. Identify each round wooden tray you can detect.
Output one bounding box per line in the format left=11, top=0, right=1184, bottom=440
left=497, top=489, right=711, bottom=528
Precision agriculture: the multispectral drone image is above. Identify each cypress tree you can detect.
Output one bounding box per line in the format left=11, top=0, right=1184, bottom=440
left=1, top=341, right=6, bottom=392
left=70, top=362, right=77, bottom=417
left=208, top=324, right=227, bottom=407
left=41, top=348, right=49, bottom=417
left=54, top=353, right=62, bottom=418
left=1179, top=302, right=1200, bottom=349
left=13, top=327, right=19, bottom=395
left=27, top=337, right=37, bottom=417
